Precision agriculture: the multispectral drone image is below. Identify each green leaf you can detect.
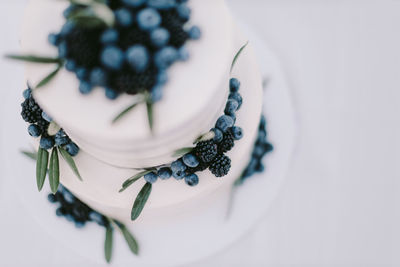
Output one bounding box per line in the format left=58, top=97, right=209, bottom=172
left=172, top=147, right=194, bottom=158
left=112, top=101, right=142, bottom=124
left=5, top=54, right=62, bottom=64
left=117, top=223, right=139, bottom=255
left=48, top=148, right=60, bottom=194
left=36, top=147, right=49, bottom=191
left=146, top=101, right=154, bottom=134
left=230, top=41, right=249, bottom=73
left=36, top=65, right=62, bottom=89
left=193, top=131, right=215, bottom=145
left=119, top=170, right=154, bottom=193
left=58, top=147, right=83, bottom=181
left=131, top=182, right=152, bottom=221
left=21, top=150, right=37, bottom=161
left=104, top=225, right=113, bottom=263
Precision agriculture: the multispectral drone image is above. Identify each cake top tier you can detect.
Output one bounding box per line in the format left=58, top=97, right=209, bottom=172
left=21, top=0, right=234, bottom=167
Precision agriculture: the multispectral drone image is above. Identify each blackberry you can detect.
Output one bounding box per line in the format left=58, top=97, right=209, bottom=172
left=209, top=154, right=231, bottom=177
left=194, top=140, right=217, bottom=163
left=111, top=68, right=157, bottom=94
left=118, top=27, right=150, bottom=50
left=186, top=160, right=209, bottom=174
left=21, top=97, right=43, bottom=123
left=218, top=129, right=235, bottom=153
left=36, top=119, right=50, bottom=134
left=160, top=10, right=189, bottom=47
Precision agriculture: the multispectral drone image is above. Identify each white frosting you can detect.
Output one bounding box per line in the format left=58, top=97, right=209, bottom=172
left=22, top=0, right=233, bottom=168
left=20, top=0, right=264, bottom=224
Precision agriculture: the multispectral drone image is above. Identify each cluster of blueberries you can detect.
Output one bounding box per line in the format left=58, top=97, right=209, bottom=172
left=49, top=0, right=200, bottom=101
left=20, top=87, right=80, bottom=156
left=142, top=78, right=244, bottom=187
left=48, top=185, right=109, bottom=228
left=239, top=115, right=274, bottom=184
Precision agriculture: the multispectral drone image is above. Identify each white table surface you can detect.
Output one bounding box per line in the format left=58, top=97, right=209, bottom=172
left=1, top=0, right=400, bottom=266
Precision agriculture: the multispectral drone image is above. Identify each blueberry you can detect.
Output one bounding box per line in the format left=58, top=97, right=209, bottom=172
left=229, top=78, right=240, bottom=92
left=171, top=159, right=186, bottom=180
left=151, top=85, right=163, bottom=102
left=185, top=173, right=199, bottom=186
left=55, top=135, right=69, bottom=146
left=76, top=68, right=88, bottom=80
left=79, top=81, right=93, bottom=94
left=137, top=8, right=161, bottom=31
left=256, top=162, right=265, bottom=172
left=176, top=4, right=190, bottom=20
left=56, top=129, right=65, bottom=138
left=228, top=113, right=236, bottom=124
left=65, top=60, right=76, bottom=71
left=126, top=45, right=149, bottom=72
left=224, top=99, right=239, bottom=115
left=58, top=41, right=68, bottom=58
left=75, top=221, right=85, bottom=228
left=56, top=207, right=65, bottom=217
left=90, top=68, right=108, bottom=86
left=47, top=194, right=57, bottom=203
left=60, top=21, right=75, bottom=36
left=246, top=158, right=258, bottom=175
left=66, top=214, right=74, bottom=222
left=63, top=189, right=75, bottom=203
left=154, top=46, right=178, bottom=69
left=257, top=130, right=267, bottom=143
left=228, top=92, right=243, bottom=109
left=41, top=111, right=52, bottom=122
left=211, top=128, right=223, bottom=143
left=158, top=167, right=172, bottom=180
left=101, top=46, right=125, bottom=70
left=144, top=172, right=158, bottom=183
left=65, top=142, right=79, bottom=156
left=147, top=0, right=176, bottom=10
left=157, top=70, right=168, bottom=85
left=105, top=88, right=119, bottom=100
left=150, top=27, right=170, bottom=47
left=28, top=124, right=41, bottom=137
left=89, top=211, right=106, bottom=226
left=101, top=29, right=119, bottom=44
left=182, top=153, right=199, bottom=168
left=231, top=126, right=243, bottom=140
left=115, top=8, right=133, bottom=27
left=23, top=88, right=31, bottom=99
left=188, top=26, right=201, bottom=40
left=40, top=136, right=54, bottom=150
left=178, top=46, right=189, bottom=61
left=48, top=33, right=60, bottom=46
left=122, top=0, right=146, bottom=7
left=252, top=146, right=264, bottom=159
left=215, top=115, right=234, bottom=132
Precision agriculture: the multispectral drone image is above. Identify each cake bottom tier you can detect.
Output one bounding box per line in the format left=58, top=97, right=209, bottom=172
left=58, top=27, right=263, bottom=225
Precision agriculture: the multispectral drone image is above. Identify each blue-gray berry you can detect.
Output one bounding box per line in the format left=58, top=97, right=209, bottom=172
left=23, top=88, right=31, bottom=99
left=228, top=92, right=243, bottom=109
left=65, top=60, right=76, bottom=71
left=150, top=27, right=170, bottom=47
left=48, top=33, right=60, bottom=46
left=28, top=124, right=41, bottom=137
left=229, top=78, right=240, bottom=92
left=65, top=142, right=79, bottom=156
left=176, top=4, right=190, bottom=20
left=55, top=135, right=69, bottom=146
left=154, top=46, right=178, bottom=69
left=101, top=46, right=125, bottom=70
left=182, top=153, right=199, bottom=168
left=231, top=126, right=243, bottom=140
left=178, top=46, right=189, bottom=61
left=90, top=68, right=108, bottom=86
left=157, top=70, right=168, bottom=85
left=147, top=0, right=176, bottom=10
left=137, top=8, right=161, bottom=31
left=211, top=128, right=223, bottom=143
left=76, top=68, right=88, bottom=80
left=188, top=26, right=201, bottom=40
left=101, top=29, right=119, bottom=44
left=144, top=172, right=158, bottom=183
left=158, top=167, right=172, bottom=180
left=105, top=88, right=119, bottom=100
left=171, top=159, right=186, bottom=180
left=40, top=136, right=54, bottom=150
left=185, top=173, right=199, bottom=186
left=79, top=81, right=93, bottom=94
left=58, top=41, right=68, bottom=58
left=224, top=99, right=239, bottom=115
left=122, top=0, right=146, bottom=7
left=115, top=8, right=133, bottom=27
left=126, top=45, right=149, bottom=72
left=215, top=115, right=234, bottom=132
left=151, top=85, right=163, bottom=102
left=41, top=111, right=52, bottom=122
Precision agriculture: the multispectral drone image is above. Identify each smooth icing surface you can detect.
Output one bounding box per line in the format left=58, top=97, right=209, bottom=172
left=22, top=0, right=234, bottom=168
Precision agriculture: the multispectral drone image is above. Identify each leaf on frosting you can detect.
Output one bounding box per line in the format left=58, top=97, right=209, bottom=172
left=58, top=147, right=83, bottom=181
left=67, top=1, right=114, bottom=27
left=172, top=147, right=194, bottom=158
left=48, top=148, right=60, bottom=194
left=230, top=41, right=249, bottom=73
left=36, top=64, right=62, bottom=89
left=21, top=150, right=37, bottom=161
left=36, top=147, right=49, bottom=192
left=112, top=95, right=146, bottom=124
left=119, top=169, right=154, bottom=193
left=104, top=225, right=113, bottom=263
left=116, top=223, right=139, bottom=255
left=193, top=131, right=216, bottom=145
left=131, top=182, right=152, bottom=221
left=146, top=101, right=154, bottom=134
left=5, top=54, right=62, bottom=64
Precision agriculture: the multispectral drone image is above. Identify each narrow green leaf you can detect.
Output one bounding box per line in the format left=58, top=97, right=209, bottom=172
left=172, top=147, right=194, bottom=158
left=119, top=170, right=153, bottom=193
left=117, top=223, right=139, bottom=255
left=230, top=41, right=249, bottom=73
left=36, top=147, right=49, bottom=191
left=5, top=54, right=62, bottom=64
left=58, top=147, right=83, bottom=181
left=104, top=225, right=113, bottom=263
left=112, top=101, right=141, bottom=124
left=131, top=182, right=152, bottom=221
left=21, top=150, right=37, bottom=161
left=36, top=65, right=62, bottom=89
left=48, top=148, right=60, bottom=194
left=146, top=101, right=154, bottom=133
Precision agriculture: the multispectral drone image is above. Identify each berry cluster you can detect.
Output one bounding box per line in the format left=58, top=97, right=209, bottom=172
left=141, top=77, right=244, bottom=187
left=239, top=115, right=273, bottom=183
left=20, top=87, right=79, bottom=156
left=49, top=0, right=201, bottom=100
left=48, top=185, right=109, bottom=228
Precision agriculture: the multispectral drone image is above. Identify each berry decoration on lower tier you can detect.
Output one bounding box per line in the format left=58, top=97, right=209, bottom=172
left=20, top=87, right=82, bottom=193
left=48, top=185, right=139, bottom=263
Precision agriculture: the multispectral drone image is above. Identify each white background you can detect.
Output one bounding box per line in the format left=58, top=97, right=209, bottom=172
left=1, top=0, right=400, bottom=266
